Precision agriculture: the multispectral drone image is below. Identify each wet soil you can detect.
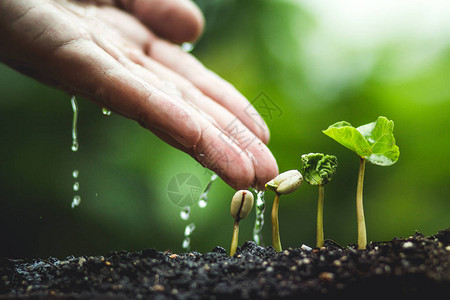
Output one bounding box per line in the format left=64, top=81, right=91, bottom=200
left=1, top=228, right=449, bottom=299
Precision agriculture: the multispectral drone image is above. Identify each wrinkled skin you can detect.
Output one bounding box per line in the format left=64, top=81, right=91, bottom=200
left=0, top=0, right=279, bottom=190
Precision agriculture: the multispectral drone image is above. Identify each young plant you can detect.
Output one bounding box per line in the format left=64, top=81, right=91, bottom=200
left=265, top=170, right=303, bottom=252
left=230, top=190, right=254, bottom=256
left=300, top=153, right=338, bottom=248
left=323, top=116, right=400, bottom=249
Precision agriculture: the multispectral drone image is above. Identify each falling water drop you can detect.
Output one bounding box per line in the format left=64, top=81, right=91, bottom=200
left=253, top=190, right=266, bottom=245
left=71, top=141, right=79, bottom=152
left=101, top=108, right=111, bottom=116
left=71, top=195, right=81, bottom=208
left=198, top=199, right=207, bottom=208
left=70, top=96, right=79, bottom=152
left=182, top=237, right=191, bottom=250
left=72, top=169, right=79, bottom=179
left=180, top=207, right=191, bottom=221
left=73, top=182, right=79, bottom=192
left=184, top=223, right=196, bottom=236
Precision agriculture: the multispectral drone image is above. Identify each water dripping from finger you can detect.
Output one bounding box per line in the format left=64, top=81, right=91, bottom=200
left=70, top=96, right=81, bottom=208
left=198, top=173, right=218, bottom=208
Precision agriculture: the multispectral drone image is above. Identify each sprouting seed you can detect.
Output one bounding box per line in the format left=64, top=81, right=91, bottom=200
left=230, top=190, right=254, bottom=256
left=265, top=170, right=303, bottom=252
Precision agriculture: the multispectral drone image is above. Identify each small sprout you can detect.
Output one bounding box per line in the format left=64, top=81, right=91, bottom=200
left=323, top=116, right=399, bottom=249
left=230, top=190, right=254, bottom=256
left=301, top=153, right=338, bottom=248
left=266, top=170, right=303, bottom=195
left=265, top=170, right=303, bottom=252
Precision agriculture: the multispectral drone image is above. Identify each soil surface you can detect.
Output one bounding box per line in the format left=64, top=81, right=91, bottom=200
left=1, top=228, right=449, bottom=299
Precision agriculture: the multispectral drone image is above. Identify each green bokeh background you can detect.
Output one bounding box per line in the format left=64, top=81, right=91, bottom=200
left=1, top=0, right=449, bottom=258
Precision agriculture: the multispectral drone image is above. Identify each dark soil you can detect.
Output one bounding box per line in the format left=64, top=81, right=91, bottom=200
left=1, top=228, right=449, bottom=299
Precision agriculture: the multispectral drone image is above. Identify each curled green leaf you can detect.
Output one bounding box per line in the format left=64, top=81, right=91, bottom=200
left=322, top=116, right=400, bottom=166
left=301, top=153, right=338, bottom=186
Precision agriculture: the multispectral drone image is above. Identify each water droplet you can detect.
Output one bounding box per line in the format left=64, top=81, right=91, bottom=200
left=71, top=195, right=81, bottom=208
left=180, top=207, right=190, bottom=220
left=101, top=108, right=111, bottom=116
left=184, top=223, right=196, bottom=236
left=72, top=169, right=79, bottom=179
left=73, top=182, right=79, bottom=192
left=198, top=199, right=207, bottom=208
left=253, top=190, right=266, bottom=245
left=181, top=42, right=195, bottom=53
left=182, top=237, right=191, bottom=249
left=301, top=244, right=312, bottom=251
left=71, top=140, right=79, bottom=152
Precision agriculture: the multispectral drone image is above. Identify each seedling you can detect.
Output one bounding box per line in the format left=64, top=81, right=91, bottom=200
left=323, top=116, right=399, bottom=249
left=230, top=190, right=254, bottom=256
left=300, top=153, right=338, bottom=248
left=266, top=170, right=303, bottom=252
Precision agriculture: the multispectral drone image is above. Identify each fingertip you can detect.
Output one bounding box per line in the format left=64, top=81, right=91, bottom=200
left=184, top=0, right=204, bottom=42
left=251, top=142, right=279, bottom=191
left=121, top=0, right=205, bottom=43
left=193, top=127, right=255, bottom=190
left=260, top=124, right=271, bottom=145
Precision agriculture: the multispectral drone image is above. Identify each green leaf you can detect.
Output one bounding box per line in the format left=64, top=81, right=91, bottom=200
left=323, top=116, right=400, bottom=166
left=322, top=121, right=372, bottom=158
left=301, top=153, right=338, bottom=185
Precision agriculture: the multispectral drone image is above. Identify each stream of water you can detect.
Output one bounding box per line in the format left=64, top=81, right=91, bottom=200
left=70, top=96, right=81, bottom=208
left=70, top=96, right=79, bottom=152
left=252, top=190, right=266, bottom=245
left=198, top=173, right=218, bottom=208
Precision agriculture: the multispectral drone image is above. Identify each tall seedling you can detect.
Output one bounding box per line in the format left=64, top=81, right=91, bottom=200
left=323, top=116, right=400, bottom=249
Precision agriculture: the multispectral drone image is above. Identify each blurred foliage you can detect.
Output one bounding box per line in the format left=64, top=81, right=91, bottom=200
left=0, top=0, right=449, bottom=258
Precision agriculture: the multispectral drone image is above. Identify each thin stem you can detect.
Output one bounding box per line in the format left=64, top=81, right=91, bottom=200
left=316, top=184, right=325, bottom=248
left=230, top=219, right=240, bottom=256
left=271, top=193, right=282, bottom=252
left=356, top=157, right=367, bottom=250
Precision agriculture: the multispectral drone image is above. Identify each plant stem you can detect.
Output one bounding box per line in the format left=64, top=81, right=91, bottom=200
left=316, top=184, right=324, bottom=248
left=230, top=219, right=240, bottom=256
left=271, top=193, right=282, bottom=252
left=356, top=157, right=367, bottom=250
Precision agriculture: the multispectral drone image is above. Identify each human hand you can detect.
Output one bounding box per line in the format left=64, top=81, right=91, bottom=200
left=0, top=0, right=278, bottom=190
